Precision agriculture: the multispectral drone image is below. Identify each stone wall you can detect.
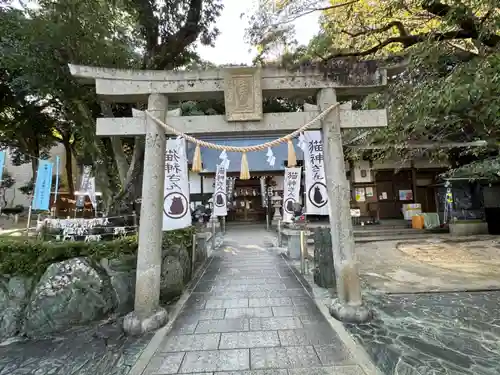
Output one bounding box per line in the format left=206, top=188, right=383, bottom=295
left=0, top=239, right=208, bottom=342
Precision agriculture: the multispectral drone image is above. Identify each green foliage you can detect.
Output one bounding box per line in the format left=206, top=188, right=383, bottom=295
left=353, top=46, right=500, bottom=179
left=0, top=226, right=196, bottom=277
left=247, top=0, right=499, bottom=60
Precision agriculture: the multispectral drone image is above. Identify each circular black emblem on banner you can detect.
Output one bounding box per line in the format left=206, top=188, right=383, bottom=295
left=164, top=192, right=188, bottom=219
left=214, top=192, right=226, bottom=207
left=283, top=198, right=296, bottom=214
left=308, top=182, right=328, bottom=208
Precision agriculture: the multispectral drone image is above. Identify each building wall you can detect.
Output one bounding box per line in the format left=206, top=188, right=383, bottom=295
left=3, top=144, right=67, bottom=208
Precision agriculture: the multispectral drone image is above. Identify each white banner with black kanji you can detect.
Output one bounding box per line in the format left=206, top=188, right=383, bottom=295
left=304, top=130, right=329, bottom=215
left=282, top=167, right=302, bottom=222
left=213, top=162, right=228, bottom=217
left=162, top=138, right=191, bottom=231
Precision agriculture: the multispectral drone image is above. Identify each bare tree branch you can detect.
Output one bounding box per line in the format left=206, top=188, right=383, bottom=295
left=325, top=29, right=481, bottom=59
left=277, top=0, right=359, bottom=26
left=422, top=0, right=500, bottom=48
left=325, top=0, right=499, bottom=60
left=342, top=21, right=409, bottom=38
left=156, top=0, right=204, bottom=68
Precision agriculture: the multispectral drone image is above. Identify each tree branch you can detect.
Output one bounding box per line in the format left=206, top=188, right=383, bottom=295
left=276, top=0, right=359, bottom=26
left=326, top=29, right=476, bottom=59
left=325, top=0, right=499, bottom=60
left=421, top=0, right=500, bottom=48
left=342, top=21, right=409, bottom=38
left=154, top=0, right=204, bottom=69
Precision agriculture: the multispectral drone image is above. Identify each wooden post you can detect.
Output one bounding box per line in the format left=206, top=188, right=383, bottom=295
left=191, top=233, right=196, bottom=277
left=132, top=211, right=138, bottom=233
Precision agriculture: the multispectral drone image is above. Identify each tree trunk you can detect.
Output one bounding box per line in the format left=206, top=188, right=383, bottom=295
left=100, top=102, right=130, bottom=187
left=63, top=140, right=75, bottom=196
left=109, top=137, right=145, bottom=215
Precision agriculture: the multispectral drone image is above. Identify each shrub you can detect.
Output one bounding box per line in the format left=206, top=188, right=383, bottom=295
left=0, top=227, right=196, bottom=277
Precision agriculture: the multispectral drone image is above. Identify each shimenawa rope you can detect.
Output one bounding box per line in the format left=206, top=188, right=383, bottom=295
left=145, top=103, right=339, bottom=179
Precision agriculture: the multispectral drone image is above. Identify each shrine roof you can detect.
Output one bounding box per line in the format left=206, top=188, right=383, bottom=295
left=68, top=63, right=388, bottom=103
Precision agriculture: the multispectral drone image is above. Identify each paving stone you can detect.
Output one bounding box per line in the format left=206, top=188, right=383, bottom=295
left=205, top=299, right=249, bottom=309
left=288, top=366, right=365, bottom=375
left=193, top=283, right=214, bottom=292
left=214, top=371, right=288, bottom=375
left=195, top=319, right=250, bottom=333
left=219, top=331, right=280, bottom=349
left=272, top=305, right=319, bottom=317
left=144, top=352, right=185, bottom=374
left=249, top=317, right=303, bottom=331
left=225, top=308, right=273, bottom=318
left=298, top=315, right=325, bottom=326
left=179, top=349, right=250, bottom=373
left=178, top=308, right=226, bottom=322
left=268, top=289, right=309, bottom=297
left=161, top=333, right=220, bottom=352
left=215, top=279, right=276, bottom=286
left=250, top=346, right=321, bottom=369
left=249, top=298, right=293, bottom=307
left=291, top=297, right=312, bottom=306
left=169, top=320, right=198, bottom=335
left=183, top=296, right=207, bottom=309
left=213, top=284, right=287, bottom=292
left=314, top=344, right=356, bottom=366
left=278, top=328, right=344, bottom=346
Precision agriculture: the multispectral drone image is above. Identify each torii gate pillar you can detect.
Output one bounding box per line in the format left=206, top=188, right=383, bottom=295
left=319, top=88, right=372, bottom=322
left=123, top=94, right=169, bottom=335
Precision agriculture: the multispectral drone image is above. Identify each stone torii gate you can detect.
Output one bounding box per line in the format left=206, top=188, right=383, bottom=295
left=69, top=63, right=388, bottom=334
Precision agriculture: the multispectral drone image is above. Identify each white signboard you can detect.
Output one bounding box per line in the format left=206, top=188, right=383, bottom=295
left=87, top=177, right=97, bottom=208
left=213, top=163, right=228, bottom=216
left=162, top=138, right=191, bottom=231
left=283, top=167, right=302, bottom=222
left=304, top=131, right=329, bottom=215
left=76, top=165, right=92, bottom=207
left=260, top=177, right=267, bottom=208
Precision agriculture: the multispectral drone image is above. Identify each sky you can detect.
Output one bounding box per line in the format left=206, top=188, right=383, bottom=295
left=11, top=0, right=320, bottom=65
left=197, top=0, right=320, bottom=65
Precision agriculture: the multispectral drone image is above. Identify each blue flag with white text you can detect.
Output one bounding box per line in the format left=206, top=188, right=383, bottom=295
left=32, top=160, right=53, bottom=210
left=0, top=151, right=5, bottom=181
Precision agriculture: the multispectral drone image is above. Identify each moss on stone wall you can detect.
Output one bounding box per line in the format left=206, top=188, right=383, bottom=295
left=0, top=226, right=196, bottom=277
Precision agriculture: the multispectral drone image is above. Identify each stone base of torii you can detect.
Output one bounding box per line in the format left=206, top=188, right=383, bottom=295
left=69, top=63, right=387, bottom=334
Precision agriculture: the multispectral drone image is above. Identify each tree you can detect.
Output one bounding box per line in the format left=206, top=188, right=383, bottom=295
left=245, top=0, right=500, bottom=180
left=104, top=0, right=223, bottom=213
left=246, top=0, right=499, bottom=59
left=0, top=170, right=15, bottom=208
left=0, top=2, right=137, bottom=199
left=1, top=0, right=224, bottom=213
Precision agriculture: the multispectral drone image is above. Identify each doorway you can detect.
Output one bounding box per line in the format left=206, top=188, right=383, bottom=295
left=232, top=178, right=265, bottom=222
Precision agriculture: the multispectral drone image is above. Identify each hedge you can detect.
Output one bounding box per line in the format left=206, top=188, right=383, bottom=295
left=0, top=226, right=196, bottom=277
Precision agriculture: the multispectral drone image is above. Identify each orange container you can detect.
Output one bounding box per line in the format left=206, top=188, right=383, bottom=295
left=411, top=215, right=425, bottom=229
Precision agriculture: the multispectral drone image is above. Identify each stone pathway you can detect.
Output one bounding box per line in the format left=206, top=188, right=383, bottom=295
left=344, top=291, right=500, bottom=375
left=142, top=227, right=364, bottom=374
left=0, top=318, right=152, bottom=375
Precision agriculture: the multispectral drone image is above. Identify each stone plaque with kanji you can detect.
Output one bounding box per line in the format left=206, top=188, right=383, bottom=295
left=223, top=67, right=263, bottom=122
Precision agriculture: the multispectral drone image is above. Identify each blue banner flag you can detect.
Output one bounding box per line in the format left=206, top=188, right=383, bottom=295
left=32, top=160, right=53, bottom=210
left=53, top=156, right=60, bottom=203
left=0, top=151, right=5, bottom=181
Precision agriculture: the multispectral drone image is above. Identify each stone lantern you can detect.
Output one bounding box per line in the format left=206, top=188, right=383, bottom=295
left=271, top=193, right=283, bottom=226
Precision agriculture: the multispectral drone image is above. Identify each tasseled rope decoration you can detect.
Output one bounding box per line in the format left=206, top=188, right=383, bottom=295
left=240, top=152, right=250, bottom=180
left=145, top=103, right=340, bottom=176
left=287, top=139, right=297, bottom=167
left=191, top=144, right=202, bottom=172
